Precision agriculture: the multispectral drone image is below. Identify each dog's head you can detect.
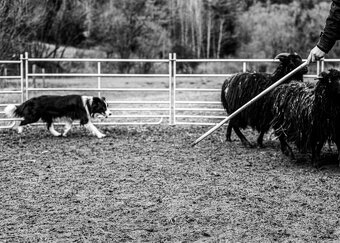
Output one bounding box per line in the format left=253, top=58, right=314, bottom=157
left=86, top=97, right=112, bottom=118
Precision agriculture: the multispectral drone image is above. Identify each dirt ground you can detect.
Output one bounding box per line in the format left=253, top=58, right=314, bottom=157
left=1, top=125, right=340, bottom=242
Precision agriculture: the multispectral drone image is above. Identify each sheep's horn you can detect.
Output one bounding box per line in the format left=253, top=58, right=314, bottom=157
left=274, top=53, right=290, bottom=59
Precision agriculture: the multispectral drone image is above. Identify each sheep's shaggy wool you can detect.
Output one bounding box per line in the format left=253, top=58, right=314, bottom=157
left=271, top=69, right=340, bottom=164
left=221, top=53, right=307, bottom=147
left=221, top=72, right=273, bottom=131
left=271, top=82, right=321, bottom=152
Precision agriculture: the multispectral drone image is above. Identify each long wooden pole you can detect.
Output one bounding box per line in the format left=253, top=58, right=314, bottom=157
left=191, top=61, right=308, bottom=147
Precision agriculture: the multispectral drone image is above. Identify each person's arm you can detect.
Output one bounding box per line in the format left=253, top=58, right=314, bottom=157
left=318, top=1, right=340, bottom=53
left=307, top=0, right=340, bottom=64
left=307, top=46, right=326, bottom=64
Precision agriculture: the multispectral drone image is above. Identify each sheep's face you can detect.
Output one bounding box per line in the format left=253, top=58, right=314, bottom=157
left=328, top=69, right=340, bottom=95
left=275, top=53, right=308, bottom=80
left=318, top=69, right=340, bottom=96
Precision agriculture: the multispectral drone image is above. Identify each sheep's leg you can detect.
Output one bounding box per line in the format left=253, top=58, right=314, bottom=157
left=225, top=123, right=232, bottom=142
left=233, top=126, right=252, bottom=148
left=257, top=131, right=265, bottom=148
left=336, top=142, right=340, bottom=167
left=311, top=146, right=320, bottom=167
left=311, top=140, right=325, bottom=167
left=333, top=138, right=340, bottom=167
left=278, top=134, right=295, bottom=159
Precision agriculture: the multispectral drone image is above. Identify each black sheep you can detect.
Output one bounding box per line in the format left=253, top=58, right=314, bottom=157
left=271, top=69, right=340, bottom=166
left=329, top=74, right=340, bottom=165
left=221, top=53, right=308, bottom=147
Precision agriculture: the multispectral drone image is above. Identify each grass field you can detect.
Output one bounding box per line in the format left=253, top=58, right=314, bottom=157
left=1, top=125, right=340, bottom=242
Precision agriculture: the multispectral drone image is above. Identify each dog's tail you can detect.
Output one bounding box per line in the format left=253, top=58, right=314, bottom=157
left=4, top=104, right=17, bottom=118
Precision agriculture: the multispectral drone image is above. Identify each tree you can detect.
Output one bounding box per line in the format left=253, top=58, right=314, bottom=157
left=236, top=1, right=332, bottom=59
left=32, top=0, right=87, bottom=58
left=0, top=0, right=39, bottom=59
left=168, top=0, right=241, bottom=59
left=209, top=0, right=241, bottom=58
left=236, top=2, right=302, bottom=58
left=0, top=0, right=86, bottom=60
left=295, top=2, right=335, bottom=57
left=89, top=0, right=170, bottom=72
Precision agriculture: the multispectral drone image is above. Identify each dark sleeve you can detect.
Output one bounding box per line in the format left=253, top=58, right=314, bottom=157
left=317, top=0, right=340, bottom=53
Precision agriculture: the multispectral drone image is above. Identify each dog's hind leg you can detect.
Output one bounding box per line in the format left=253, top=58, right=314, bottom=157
left=12, top=121, right=23, bottom=133
left=20, top=117, right=39, bottom=126
left=17, top=116, right=40, bottom=133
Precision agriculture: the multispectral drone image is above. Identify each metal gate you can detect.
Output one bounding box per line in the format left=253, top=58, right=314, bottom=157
left=0, top=55, right=24, bottom=129
left=23, top=53, right=172, bottom=126
left=0, top=53, right=334, bottom=129
left=172, top=54, right=326, bottom=125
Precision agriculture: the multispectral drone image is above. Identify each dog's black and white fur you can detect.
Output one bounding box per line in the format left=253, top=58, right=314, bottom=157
left=4, top=95, right=111, bottom=138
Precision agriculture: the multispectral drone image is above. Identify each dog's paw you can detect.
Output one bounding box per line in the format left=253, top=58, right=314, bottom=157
left=97, top=133, right=106, bottom=139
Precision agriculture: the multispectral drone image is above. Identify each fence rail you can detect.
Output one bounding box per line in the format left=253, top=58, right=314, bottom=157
left=0, top=53, right=338, bottom=129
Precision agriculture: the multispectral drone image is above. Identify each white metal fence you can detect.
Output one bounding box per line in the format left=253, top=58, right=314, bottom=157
left=0, top=53, right=338, bottom=129
left=0, top=55, right=24, bottom=129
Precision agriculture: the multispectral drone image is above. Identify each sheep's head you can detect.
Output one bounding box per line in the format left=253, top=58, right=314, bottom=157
left=318, top=69, right=340, bottom=96
left=274, top=52, right=308, bottom=81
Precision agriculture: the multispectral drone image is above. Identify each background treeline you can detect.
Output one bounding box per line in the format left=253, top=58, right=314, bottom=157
left=0, top=0, right=337, bottom=65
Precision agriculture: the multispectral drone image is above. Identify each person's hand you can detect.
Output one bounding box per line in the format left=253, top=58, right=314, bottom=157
left=307, top=46, right=325, bottom=64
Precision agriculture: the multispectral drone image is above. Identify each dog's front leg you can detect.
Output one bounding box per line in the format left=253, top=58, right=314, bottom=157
left=84, top=122, right=106, bottom=138
left=62, top=119, right=73, bottom=137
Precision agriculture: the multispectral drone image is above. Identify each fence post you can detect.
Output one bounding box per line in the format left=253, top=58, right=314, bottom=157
left=97, top=62, right=101, bottom=97
left=25, top=52, right=29, bottom=100
left=172, top=53, right=177, bottom=125
left=242, top=61, right=247, bottom=72
left=4, top=68, right=7, bottom=87
left=20, top=54, right=24, bottom=103
left=168, top=53, right=172, bottom=125
left=32, top=64, right=36, bottom=88
left=42, top=68, right=46, bottom=88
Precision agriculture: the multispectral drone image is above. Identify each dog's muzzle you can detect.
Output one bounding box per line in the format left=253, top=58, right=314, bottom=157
left=104, top=110, right=112, bottom=118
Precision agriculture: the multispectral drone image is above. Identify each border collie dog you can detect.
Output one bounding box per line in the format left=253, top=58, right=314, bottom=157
left=4, top=95, right=111, bottom=138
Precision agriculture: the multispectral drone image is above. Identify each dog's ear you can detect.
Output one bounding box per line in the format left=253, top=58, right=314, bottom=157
left=101, top=97, right=106, bottom=101
left=92, top=97, right=101, bottom=105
